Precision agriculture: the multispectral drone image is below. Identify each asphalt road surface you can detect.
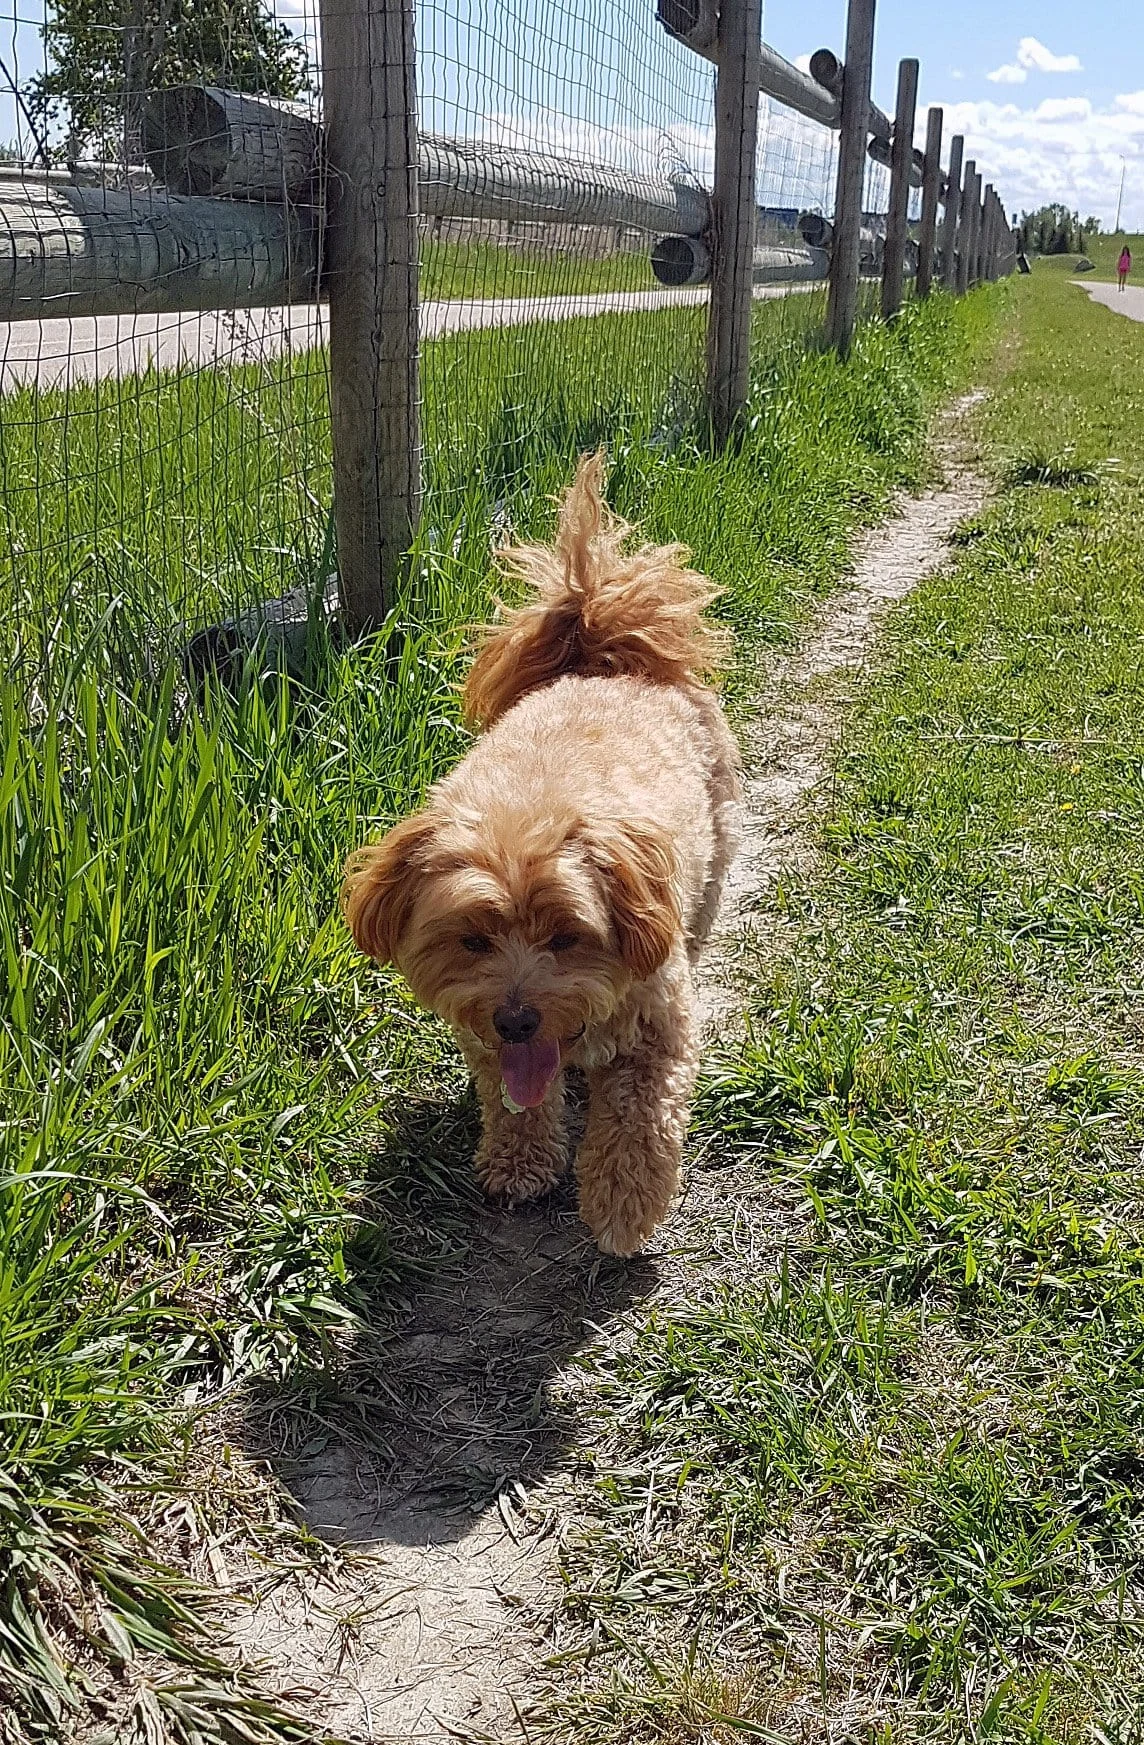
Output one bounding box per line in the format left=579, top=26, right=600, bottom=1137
left=1072, top=279, right=1144, bottom=323
left=0, top=282, right=813, bottom=392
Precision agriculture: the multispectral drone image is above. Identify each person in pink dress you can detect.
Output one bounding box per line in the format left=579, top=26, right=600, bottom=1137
left=1118, top=245, right=1131, bottom=290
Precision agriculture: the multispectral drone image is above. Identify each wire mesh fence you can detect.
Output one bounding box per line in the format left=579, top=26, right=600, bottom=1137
left=0, top=0, right=1014, bottom=684
left=1, top=0, right=331, bottom=680
left=0, top=0, right=858, bottom=681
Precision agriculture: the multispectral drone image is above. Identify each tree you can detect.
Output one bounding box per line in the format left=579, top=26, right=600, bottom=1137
left=30, top=0, right=311, bottom=163
left=1017, top=204, right=1086, bottom=257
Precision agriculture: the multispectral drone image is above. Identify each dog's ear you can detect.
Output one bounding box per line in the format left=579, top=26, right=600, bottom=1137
left=582, top=817, right=681, bottom=980
left=342, top=812, right=436, bottom=965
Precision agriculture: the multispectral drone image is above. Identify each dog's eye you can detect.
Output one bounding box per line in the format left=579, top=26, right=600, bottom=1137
left=548, top=932, right=579, bottom=953
left=461, top=934, right=493, bottom=954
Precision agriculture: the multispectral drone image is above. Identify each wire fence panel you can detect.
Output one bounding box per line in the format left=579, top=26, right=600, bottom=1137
left=0, top=0, right=1010, bottom=678
left=417, top=0, right=711, bottom=547
left=1, top=0, right=331, bottom=681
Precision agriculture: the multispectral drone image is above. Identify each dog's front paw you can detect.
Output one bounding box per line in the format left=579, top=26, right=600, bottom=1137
left=592, top=1218, right=644, bottom=1258
left=477, top=1136, right=567, bottom=1205
left=580, top=1183, right=672, bottom=1257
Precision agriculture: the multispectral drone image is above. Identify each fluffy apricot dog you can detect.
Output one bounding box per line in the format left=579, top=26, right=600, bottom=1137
left=342, top=455, right=740, bottom=1255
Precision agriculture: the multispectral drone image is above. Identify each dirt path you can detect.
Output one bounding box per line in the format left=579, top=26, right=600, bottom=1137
left=700, top=387, right=988, bottom=1026
left=227, top=390, right=989, bottom=1743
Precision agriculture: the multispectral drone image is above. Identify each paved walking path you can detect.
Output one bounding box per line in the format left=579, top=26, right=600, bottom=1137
left=1072, top=279, right=1144, bottom=322
left=0, top=281, right=812, bottom=392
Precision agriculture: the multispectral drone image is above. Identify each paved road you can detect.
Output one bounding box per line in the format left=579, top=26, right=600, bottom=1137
left=1072, top=279, right=1144, bottom=323
left=0, top=282, right=814, bottom=392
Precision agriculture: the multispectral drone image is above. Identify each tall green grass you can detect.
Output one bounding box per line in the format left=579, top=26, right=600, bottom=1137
left=0, top=285, right=993, bottom=1739
left=546, top=271, right=1144, bottom=1742
left=420, top=234, right=656, bottom=299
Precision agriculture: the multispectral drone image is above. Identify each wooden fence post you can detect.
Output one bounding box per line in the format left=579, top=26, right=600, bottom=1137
left=881, top=57, right=918, bottom=319
left=962, top=174, right=978, bottom=287
left=940, top=132, right=963, bottom=289
left=915, top=104, right=942, bottom=296
left=991, top=191, right=1004, bottom=276
left=966, top=171, right=982, bottom=285
left=319, top=0, right=420, bottom=634
left=955, top=159, right=975, bottom=293
left=706, top=0, right=762, bottom=444
left=976, top=183, right=990, bottom=282
left=825, top=0, right=877, bottom=355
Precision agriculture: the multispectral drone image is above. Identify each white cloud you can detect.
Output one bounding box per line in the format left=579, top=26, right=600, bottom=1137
left=937, top=89, right=1144, bottom=229
left=950, top=69, right=965, bottom=82
left=1033, top=97, right=1091, bottom=122
left=987, top=36, right=1082, bottom=85
left=477, top=109, right=716, bottom=187
left=1018, top=36, right=1082, bottom=74
left=794, top=52, right=813, bottom=75
left=475, top=98, right=839, bottom=213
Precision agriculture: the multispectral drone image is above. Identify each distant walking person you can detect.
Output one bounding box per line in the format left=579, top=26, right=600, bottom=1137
left=1118, top=245, right=1132, bottom=291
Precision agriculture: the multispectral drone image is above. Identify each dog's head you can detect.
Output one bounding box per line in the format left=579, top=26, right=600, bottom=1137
left=342, top=804, right=680, bottom=1107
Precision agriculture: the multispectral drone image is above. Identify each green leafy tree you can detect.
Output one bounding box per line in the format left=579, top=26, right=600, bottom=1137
left=30, top=0, right=311, bottom=162
left=1018, top=204, right=1085, bottom=257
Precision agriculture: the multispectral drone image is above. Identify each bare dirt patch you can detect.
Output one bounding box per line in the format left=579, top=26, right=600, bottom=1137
left=221, top=391, right=990, bottom=1743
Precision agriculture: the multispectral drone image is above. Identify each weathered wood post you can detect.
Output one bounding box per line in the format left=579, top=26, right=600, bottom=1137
left=940, top=132, right=963, bottom=290
left=319, top=0, right=420, bottom=634
left=915, top=104, right=943, bottom=296
left=825, top=0, right=877, bottom=354
left=978, top=190, right=990, bottom=279
left=707, top=0, right=763, bottom=444
left=965, top=171, right=982, bottom=286
left=881, top=57, right=919, bottom=319
left=975, top=182, right=990, bottom=282
left=991, top=190, right=1004, bottom=276
left=996, top=193, right=1005, bottom=273
left=955, top=159, right=976, bottom=293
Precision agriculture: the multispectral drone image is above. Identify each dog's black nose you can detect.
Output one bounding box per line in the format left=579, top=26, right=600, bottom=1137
left=493, top=1003, right=542, bottom=1044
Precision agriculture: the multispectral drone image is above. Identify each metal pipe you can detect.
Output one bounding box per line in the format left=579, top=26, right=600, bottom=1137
left=658, top=1, right=842, bottom=127
left=418, top=136, right=709, bottom=238
left=651, top=234, right=828, bottom=286
left=0, top=182, right=318, bottom=320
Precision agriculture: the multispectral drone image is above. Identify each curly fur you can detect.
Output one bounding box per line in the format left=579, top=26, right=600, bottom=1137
left=463, top=450, right=730, bottom=729
left=343, top=453, right=741, bottom=1255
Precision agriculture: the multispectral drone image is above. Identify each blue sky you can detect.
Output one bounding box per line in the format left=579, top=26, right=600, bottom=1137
left=777, top=0, right=1144, bottom=227
left=2, top=0, right=1139, bottom=230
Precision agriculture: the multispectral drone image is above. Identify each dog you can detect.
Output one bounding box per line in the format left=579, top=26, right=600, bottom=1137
left=342, top=454, right=741, bottom=1255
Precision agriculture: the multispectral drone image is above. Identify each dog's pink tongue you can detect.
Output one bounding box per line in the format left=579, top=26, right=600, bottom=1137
left=499, top=1037, right=561, bottom=1108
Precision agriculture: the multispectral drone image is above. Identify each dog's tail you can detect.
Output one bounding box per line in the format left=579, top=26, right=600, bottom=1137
left=462, top=452, right=728, bottom=729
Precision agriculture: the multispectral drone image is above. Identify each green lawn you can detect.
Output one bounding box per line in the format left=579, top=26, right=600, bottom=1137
left=421, top=234, right=657, bottom=299
left=0, top=285, right=994, bottom=1740
left=1040, top=229, right=1144, bottom=282
left=545, top=267, right=1144, bottom=1739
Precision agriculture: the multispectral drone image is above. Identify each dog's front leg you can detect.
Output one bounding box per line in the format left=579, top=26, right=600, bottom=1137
left=576, top=1025, right=699, bottom=1255
left=463, top=1048, right=569, bottom=1204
